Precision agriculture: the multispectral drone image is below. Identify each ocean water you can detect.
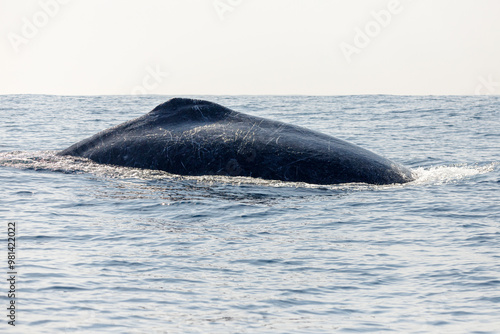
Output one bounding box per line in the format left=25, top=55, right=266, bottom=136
left=1, top=94, right=499, bottom=333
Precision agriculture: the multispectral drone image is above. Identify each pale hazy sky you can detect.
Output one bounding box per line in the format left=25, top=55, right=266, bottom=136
left=2, top=0, right=500, bottom=95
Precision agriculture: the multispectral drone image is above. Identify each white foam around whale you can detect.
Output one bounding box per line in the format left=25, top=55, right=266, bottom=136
left=410, top=163, right=497, bottom=185
left=1, top=150, right=496, bottom=190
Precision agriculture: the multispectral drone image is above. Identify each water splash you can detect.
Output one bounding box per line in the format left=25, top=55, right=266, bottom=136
left=410, top=163, right=497, bottom=185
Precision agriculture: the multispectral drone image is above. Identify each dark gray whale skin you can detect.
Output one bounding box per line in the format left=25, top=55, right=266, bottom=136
left=58, top=98, right=414, bottom=185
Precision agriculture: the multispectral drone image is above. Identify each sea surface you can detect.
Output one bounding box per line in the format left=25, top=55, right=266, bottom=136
left=1, top=95, right=499, bottom=333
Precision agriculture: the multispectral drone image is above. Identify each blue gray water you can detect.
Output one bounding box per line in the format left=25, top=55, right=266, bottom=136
left=1, top=95, right=499, bottom=333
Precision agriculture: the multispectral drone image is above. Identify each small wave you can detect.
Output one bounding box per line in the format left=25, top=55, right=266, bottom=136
left=410, top=163, right=497, bottom=185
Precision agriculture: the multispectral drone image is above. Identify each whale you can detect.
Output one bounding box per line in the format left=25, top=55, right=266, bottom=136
left=58, top=98, right=414, bottom=185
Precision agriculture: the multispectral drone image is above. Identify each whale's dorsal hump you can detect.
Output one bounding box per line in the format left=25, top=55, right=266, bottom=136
left=150, top=98, right=233, bottom=122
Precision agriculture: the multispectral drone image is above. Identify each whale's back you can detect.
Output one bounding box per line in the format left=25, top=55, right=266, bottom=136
left=58, top=98, right=414, bottom=185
